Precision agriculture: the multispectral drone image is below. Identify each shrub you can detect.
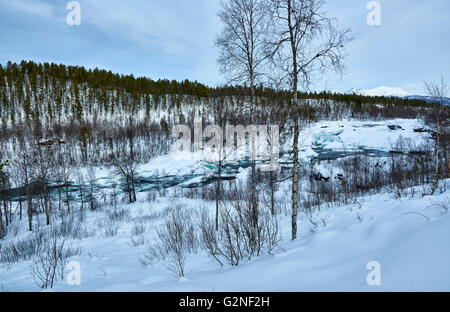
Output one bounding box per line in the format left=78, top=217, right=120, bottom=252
left=0, top=231, right=45, bottom=267
left=199, top=186, right=281, bottom=267
left=431, top=196, right=449, bottom=215
left=140, top=207, right=197, bottom=277
left=30, top=227, right=81, bottom=289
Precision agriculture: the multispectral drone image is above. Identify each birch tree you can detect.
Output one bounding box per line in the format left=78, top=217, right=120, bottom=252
left=216, top=0, right=270, bottom=228
left=0, top=160, right=8, bottom=237
left=14, top=144, right=37, bottom=231
left=267, top=0, right=351, bottom=239
left=425, top=76, right=448, bottom=195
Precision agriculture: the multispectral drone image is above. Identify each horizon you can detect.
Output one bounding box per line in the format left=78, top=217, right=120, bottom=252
left=2, top=59, right=447, bottom=99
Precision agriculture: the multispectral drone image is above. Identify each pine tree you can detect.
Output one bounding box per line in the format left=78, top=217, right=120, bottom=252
left=23, top=94, right=31, bottom=120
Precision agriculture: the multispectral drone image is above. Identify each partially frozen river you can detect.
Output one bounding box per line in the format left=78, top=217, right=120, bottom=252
left=7, top=119, right=429, bottom=201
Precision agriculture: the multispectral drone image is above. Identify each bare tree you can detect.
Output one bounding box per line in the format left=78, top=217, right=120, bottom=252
left=203, top=97, right=253, bottom=231
left=203, top=96, right=232, bottom=231
left=58, top=152, right=73, bottom=214
left=0, top=159, right=8, bottom=237
left=76, top=169, right=85, bottom=212
left=8, top=164, right=24, bottom=220
left=14, top=143, right=37, bottom=231
left=36, top=144, right=53, bottom=226
left=86, top=165, right=97, bottom=210
left=140, top=206, right=196, bottom=277
left=216, top=0, right=270, bottom=228
left=30, top=232, right=67, bottom=289
left=111, top=148, right=138, bottom=204
left=267, top=0, right=351, bottom=239
left=425, top=76, right=448, bottom=195
left=30, top=226, right=81, bottom=289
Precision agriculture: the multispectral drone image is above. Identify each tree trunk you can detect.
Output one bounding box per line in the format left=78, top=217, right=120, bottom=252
left=250, top=78, right=258, bottom=228
left=65, top=183, right=70, bottom=214
left=292, top=116, right=299, bottom=240
left=131, top=173, right=137, bottom=203
left=89, top=189, right=94, bottom=210
left=18, top=189, right=23, bottom=220
left=288, top=0, right=299, bottom=241
left=25, top=173, right=33, bottom=232
left=57, top=185, right=61, bottom=211
left=215, top=166, right=222, bottom=231
left=431, top=106, right=440, bottom=195
left=43, top=183, right=50, bottom=225
left=3, top=200, right=8, bottom=227
left=27, top=196, right=32, bottom=232
left=270, top=171, right=276, bottom=216
left=79, top=185, right=84, bottom=211
left=0, top=203, right=4, bottom=235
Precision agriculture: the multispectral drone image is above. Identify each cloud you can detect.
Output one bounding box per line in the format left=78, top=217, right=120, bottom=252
left=315, top=0, right=450, bottom=95
left=82, top=0, right=219, bottom=56
left=0, top=0, right=54, bottom=18
left=72, top=0, right=221, bottom=83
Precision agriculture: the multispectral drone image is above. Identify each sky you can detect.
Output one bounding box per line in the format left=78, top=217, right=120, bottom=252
left=0, top=0, right=449, bottom=95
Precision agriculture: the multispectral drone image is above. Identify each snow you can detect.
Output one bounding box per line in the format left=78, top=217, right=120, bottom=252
left=348, top=87, right=412, bottom=98
left=2, top=186, right=449, bottom=292
left=288, top=118, right=428, bottom=161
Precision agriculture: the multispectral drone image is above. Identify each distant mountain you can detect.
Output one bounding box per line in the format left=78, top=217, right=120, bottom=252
left=347, top=87, right=450, bottom=106
left=347, top=87, right=412, bottom=98
left=403, top=95, right=450, bottom=106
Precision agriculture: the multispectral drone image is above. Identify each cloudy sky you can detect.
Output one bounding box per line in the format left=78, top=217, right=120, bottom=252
left=0, top=0, right=448, bottom=95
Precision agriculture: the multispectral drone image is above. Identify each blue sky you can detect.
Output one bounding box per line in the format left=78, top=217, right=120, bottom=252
left=0, top=0, right=448, bottom=95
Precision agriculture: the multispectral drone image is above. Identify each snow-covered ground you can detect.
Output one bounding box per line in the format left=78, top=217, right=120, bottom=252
left=1, top=185, right=449, bottom=292
left=294, top=118, right=427, bottom=158
left=1, top=118, right=449, bottom=292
